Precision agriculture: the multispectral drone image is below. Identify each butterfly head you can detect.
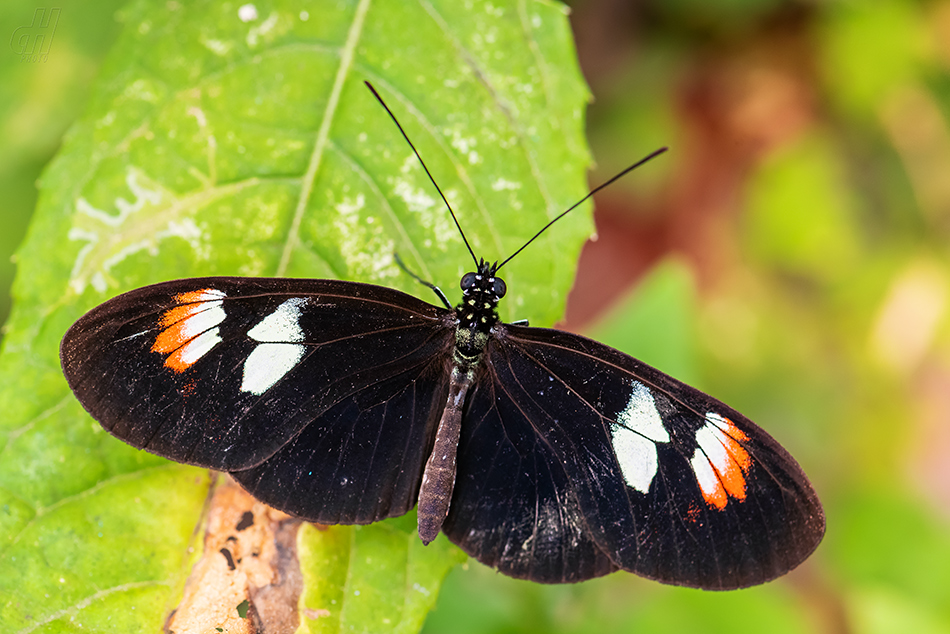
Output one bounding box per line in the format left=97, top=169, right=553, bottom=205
left=459, top=259, right=506, bottom=311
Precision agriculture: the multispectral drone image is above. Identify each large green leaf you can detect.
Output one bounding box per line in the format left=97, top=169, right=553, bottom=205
left=0, top=0, right=591, bottom=631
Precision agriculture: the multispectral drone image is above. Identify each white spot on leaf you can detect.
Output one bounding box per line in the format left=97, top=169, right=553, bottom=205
left=491, top=178, right=521, bottom=191
left=238, top=4, right=258, bottom=22
left=246, top=11, right=278, bottom=46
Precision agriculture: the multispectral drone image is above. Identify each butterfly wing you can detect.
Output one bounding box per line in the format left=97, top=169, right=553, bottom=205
left=61, top=277, right=456, bottom=522
left=443, top=323, right=824, bottom=589
left=230, top=357, right=452, bottom=524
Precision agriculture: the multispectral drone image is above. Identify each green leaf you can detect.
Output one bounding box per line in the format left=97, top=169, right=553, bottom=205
left=0, top=0, right=591, bottom=631
left=0, top=466, right=211, bottom=631
left=298, top=513, right=466, bottom=634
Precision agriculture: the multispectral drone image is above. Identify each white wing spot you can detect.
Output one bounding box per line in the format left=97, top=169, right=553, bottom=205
left=191, top=289, right=226, bottom=301
left=176, top=303, right=226, bottom=342
left=611, top=381, right=670, bottom=494
left=695, top=423, right=729, bottom=475
left=177, top=328, right=223, bottom=367
left=248, top=297, right=307, bottom=342
left=241, top=343, right=306, bottom=395
left=690, top=449, right=720, bottom=502
left=152, top=289, right=227, bottom=372
left=241, top=298, right=308, bottom=394
left=689, top=412, right=752, bottom=509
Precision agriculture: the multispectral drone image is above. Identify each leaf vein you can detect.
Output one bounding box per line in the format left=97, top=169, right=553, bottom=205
left=277, top=0, right=374, bottom=276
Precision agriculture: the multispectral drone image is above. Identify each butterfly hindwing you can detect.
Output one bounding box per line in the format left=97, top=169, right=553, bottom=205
left=443, top=362, right=621, bottom=583
left=443, top=324, right=824, bottom=588
left=61, top=277, right=456, bottom=475
left=232, top=356, right=451, bottom=525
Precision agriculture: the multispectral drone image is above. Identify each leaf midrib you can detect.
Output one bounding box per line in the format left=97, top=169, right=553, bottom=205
left=276, top=0, right=373, bottom=277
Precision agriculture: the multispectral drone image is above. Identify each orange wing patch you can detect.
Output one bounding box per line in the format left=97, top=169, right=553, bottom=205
left=690, top=413, right=752, bottom=510
left=151, top=288, right=227, bottom=373
left=175, top=289, right=226, bottom=304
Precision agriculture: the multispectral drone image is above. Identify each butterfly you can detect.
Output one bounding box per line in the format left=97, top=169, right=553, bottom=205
left=59, top=82, right=824, bottom=590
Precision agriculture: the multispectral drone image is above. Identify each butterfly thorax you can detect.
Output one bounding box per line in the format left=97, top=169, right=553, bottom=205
left=453, top=259, right=505, bottom=370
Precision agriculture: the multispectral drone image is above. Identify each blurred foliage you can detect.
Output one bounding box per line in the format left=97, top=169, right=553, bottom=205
left=3, top=0, right=950, bottom=633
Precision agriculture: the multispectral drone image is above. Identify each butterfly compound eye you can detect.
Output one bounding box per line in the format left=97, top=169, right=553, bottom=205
left=461, top=272, right=477, bottom=290
left=492, top=277, right=507, bottom=298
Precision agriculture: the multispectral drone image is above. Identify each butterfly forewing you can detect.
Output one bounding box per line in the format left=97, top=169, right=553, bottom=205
left=443, top=324, right=824, bottom=589
left=61, top=277, right=456, bottom=473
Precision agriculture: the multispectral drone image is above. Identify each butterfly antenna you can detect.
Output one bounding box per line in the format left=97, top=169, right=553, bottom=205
left=365, top=81, right=478, bottom=267
left=394, top=252, right=452, bottom=309
left=496, top=147, right=668, bottom=272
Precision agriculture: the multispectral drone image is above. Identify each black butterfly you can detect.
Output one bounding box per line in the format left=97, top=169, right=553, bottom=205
left=60, top=82, right=824, bottom=590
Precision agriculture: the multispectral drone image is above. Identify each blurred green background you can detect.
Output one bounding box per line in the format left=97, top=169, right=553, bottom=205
left=3, top=1, right=950, bottom=633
